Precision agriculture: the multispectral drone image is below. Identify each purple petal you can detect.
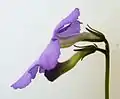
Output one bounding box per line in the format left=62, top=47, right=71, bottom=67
left=58, top=20, right=80, bottom=37
left=11, top=61, right=39, bottom=89
left=39, top=40, right=60, bottom=72
left=11, top=72, right=32, bottom=89
left=28, top=65, right=39, bottom=79
left=54, top=8, right=80, bottom=33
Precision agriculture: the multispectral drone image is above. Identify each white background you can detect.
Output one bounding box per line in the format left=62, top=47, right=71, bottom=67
left=0, top=0, right=120, bottom=99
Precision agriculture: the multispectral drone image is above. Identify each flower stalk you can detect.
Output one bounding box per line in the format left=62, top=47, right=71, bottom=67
left=104, top=39, right=110, bottom=99
left=86, top=25, right=110, bottom=99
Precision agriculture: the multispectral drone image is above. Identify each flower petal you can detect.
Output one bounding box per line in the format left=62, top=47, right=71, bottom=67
left=11, top=61, right=39, bottom=89
left=54, top=8, right=80, bottom=33
left=11, top=72, right=32, bottom=89
left=58, top=20, right=80, bottom=37
left=39, top=40, right=60, bottom=72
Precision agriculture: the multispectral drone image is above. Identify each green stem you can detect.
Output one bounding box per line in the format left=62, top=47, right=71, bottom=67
left=96, top=39, right=110, bottom=99
left=105, top=39, right=110, bottom=99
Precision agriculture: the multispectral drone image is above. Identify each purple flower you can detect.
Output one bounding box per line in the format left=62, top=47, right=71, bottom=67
left=11, top=8, right=81, bottom=89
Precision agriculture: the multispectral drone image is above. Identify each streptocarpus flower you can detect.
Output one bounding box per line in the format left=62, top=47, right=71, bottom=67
left=11, top=8, right=81, bottom=89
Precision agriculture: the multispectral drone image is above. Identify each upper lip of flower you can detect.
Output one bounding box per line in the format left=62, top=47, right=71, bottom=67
left=53, top=8, right=81, bottom=38
left=11, top=8, right=81, bottom=89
